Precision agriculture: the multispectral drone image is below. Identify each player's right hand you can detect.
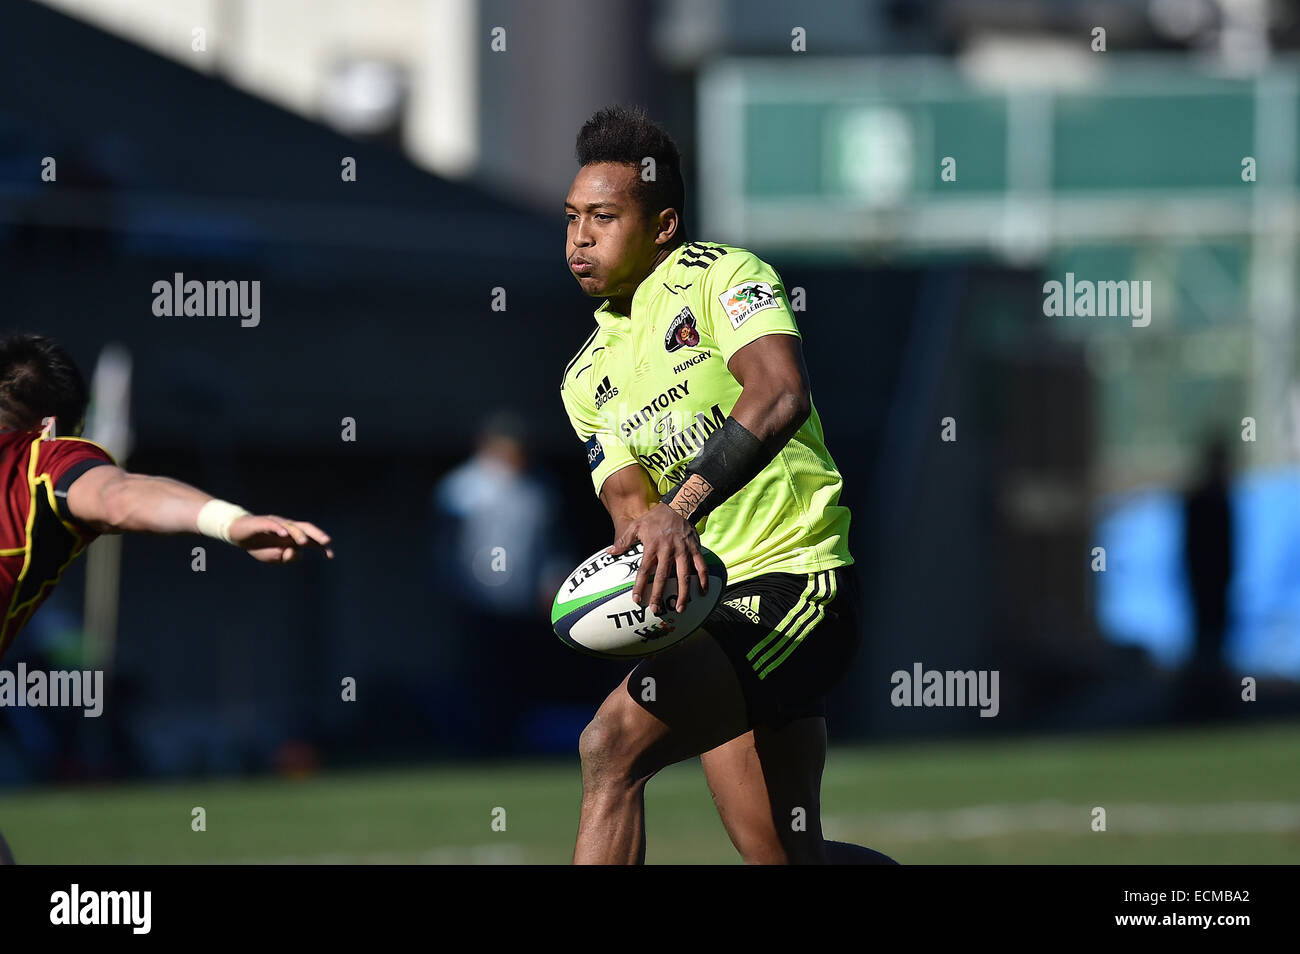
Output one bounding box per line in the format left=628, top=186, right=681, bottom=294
left=228, top=514, right=334, bottom=563
left=607, top=502, right=708, bottom=616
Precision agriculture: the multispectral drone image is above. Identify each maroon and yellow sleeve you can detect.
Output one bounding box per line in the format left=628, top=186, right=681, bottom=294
left=0, top=435, right=118, bottom=657
left=34, top=437, right=117, bottom=527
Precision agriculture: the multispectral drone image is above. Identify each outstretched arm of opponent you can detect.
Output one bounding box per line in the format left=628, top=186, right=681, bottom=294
left=64, top=466, right=333, bottom=564
left=608, top=334, right=811, bottom=615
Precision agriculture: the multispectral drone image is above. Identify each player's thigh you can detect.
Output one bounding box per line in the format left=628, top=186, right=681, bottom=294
left=586, top=627, right=752, bottom=782
left=701, top=716, right=827, bottom=860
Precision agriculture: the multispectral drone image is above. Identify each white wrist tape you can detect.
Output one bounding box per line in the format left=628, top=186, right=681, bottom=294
left=197, top=499, right=251, bottom=544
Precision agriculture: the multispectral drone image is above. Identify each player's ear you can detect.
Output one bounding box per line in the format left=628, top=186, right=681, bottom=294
left=654, top=207, right=679, bottom=247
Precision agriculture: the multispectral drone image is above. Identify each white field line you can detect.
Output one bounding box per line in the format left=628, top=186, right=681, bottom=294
left=824, top=802, right=1300, bottom=841
left=218, top=802, right=1300, bottom=862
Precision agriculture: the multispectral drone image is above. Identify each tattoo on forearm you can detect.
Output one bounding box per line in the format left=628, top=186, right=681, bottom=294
left=668, top=474, right=714, bottom=520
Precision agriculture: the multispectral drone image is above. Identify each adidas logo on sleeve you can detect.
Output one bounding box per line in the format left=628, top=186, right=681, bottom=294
left=594, top=375, right=619, bottom=408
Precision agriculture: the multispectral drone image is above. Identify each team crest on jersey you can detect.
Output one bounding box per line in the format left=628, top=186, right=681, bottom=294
left=718, top=281, right=778, bottom=330
left=663, top=308, right=700, bottom=353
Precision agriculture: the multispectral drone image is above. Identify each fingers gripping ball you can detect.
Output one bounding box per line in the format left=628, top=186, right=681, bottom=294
left=551, top=543, right=728, bottom=658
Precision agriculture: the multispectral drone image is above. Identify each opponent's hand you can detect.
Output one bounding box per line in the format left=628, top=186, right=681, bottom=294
left=228, top=514, right=334, bottom=564
left=607, top=503, right=708, bottom=615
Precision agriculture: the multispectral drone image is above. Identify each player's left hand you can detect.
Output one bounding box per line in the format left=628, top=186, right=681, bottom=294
left=229, top=514, right=335, bottom=563
left=607, top=503, right=708, bottom=615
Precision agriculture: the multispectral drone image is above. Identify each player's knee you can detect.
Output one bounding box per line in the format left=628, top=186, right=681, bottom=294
left=578, top=713, right=624, bottom=787
left=577, top=714, right=609, bottom=770
left=578, top=707, right=650, bottom=791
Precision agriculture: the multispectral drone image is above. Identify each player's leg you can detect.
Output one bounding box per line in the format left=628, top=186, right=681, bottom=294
left=699, top=565, right=897, bottom=864
left=701, top=717, right=828, bottom=863
left=701, top=723, right=898, bottom=864
left=0, top=828, right=14, bottom=864
left=574, top=629, right=751, bottom=864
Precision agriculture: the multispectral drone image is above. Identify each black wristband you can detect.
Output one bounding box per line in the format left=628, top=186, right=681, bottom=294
left=661, top=415, right=766, bottom=523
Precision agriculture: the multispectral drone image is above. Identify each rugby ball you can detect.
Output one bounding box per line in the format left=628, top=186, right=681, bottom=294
left=551, top=543, right=728, bottom=659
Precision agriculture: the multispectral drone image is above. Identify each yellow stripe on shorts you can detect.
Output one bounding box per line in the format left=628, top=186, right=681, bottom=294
left=758, top=570, right=837, bottom=680
left=749, top=571, right=827, bottom=673
left=744, top=572, right=817, bottom=664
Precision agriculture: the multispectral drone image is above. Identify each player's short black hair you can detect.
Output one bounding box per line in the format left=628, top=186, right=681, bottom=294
left=0, top=333, right=89, bottom=432
left=576, top=105, right=686, bottom=237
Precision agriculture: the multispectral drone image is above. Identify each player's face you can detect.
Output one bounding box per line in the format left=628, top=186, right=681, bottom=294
left=564, top=163, right=663, bottom=301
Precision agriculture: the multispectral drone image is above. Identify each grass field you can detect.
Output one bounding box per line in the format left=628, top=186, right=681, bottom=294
left=1, top=720, right=1297, bottom=863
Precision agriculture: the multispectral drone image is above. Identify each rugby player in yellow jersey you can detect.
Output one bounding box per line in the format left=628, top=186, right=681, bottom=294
left=560, top=106, right=896, bottom=865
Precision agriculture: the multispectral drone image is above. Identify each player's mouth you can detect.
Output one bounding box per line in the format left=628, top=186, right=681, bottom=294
left=570, top=258, right=595, bottom=275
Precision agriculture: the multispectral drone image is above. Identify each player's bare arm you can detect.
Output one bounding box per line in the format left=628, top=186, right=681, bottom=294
left=64, top=465, right=333, bottom=563
left=725, top=333, right=812, bottom=450
left=598, top=462, right=659, bottom=540
left=609, top=334, right=811, bottom=616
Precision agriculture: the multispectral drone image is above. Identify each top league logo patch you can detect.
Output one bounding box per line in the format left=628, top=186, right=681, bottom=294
left=718, top=281, right=778, bottom=330
left=664, top=308, right=700, bottom=353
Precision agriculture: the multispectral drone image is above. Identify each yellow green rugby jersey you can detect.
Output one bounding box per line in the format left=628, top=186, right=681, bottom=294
left=559, top=240, right=853, bottom=585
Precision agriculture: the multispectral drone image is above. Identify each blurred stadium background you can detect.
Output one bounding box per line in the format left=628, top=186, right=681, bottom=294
left=0, top=0, right=1297, bottom=863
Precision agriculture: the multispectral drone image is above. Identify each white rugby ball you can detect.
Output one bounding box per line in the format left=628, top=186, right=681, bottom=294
left=551, top=542, right=728, bottom=659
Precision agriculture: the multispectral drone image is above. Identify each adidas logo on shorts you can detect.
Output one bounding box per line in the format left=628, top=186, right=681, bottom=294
left=723, top=594, right=762, bottom=624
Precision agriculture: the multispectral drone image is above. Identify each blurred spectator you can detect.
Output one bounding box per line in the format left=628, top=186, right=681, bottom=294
left=430, top=411, right=569, bottom=753
left=434, top=412, right=563, bottom=616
